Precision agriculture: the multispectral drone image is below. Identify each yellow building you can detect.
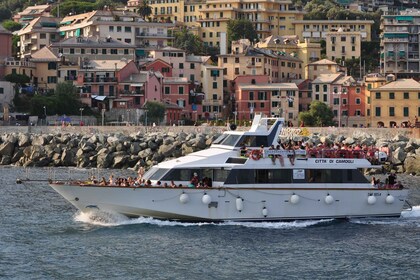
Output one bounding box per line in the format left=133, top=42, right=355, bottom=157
left=132, top=0, right=305, bottom=47
left=367, top=78, right=420, bottom=128
left=17, top=16, right=60, bottom=57
left=305, top=59, right=343, bottom=80
left=219, top=39, right=303, bottom=83
left=255, top=35, right=321, bottom=73
left=201, top=64, right=224, bottom=118
left=325, top=29, right=362, bottom=61
left=292, top=19, right=374, bottom=42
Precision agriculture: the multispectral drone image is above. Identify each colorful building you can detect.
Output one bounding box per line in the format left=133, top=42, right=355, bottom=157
left=292, top=19, right=374, bottom=42
left=367, top=78, right=420, bottom=127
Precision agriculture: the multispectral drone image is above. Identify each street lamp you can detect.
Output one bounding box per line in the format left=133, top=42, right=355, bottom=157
left=43, top=106, right=47, bottom=126
left=101, top=108, right=106, bottom=126
left=79, top=108, right=84, bottom=126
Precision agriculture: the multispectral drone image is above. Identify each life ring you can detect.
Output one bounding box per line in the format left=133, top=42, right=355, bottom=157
left=250, top=149, right=262, bottom=160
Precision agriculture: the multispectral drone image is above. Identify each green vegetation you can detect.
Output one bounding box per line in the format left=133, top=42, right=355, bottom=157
left=227, top=19, right=258, bottom=48
left=12, top=82, right=86, bottom=116
left=137, top=0, right=152, bottom=20
left=299, top=101, right=335, bottom=127
left=2, top=20, right=22, bottom=31
left=141, top=101, right=165, bottom=125
left=172, top=27, right=203, bottom=55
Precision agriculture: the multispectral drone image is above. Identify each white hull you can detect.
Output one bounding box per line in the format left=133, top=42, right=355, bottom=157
left=50, top=184, right=408, bottom=221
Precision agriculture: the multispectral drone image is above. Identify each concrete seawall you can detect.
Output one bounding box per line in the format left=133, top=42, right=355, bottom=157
left=1, top=125, right=418, bottom=140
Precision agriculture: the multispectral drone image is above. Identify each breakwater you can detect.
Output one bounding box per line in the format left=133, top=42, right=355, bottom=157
left=0, top=126, right=419, bottom=174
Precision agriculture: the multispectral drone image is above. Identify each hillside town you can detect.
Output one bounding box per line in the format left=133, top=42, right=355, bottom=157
left=0, top=0, right=420, bottom=128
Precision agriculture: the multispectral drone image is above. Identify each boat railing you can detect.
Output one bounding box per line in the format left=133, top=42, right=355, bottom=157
left=240, top=147, right=386, bottom=162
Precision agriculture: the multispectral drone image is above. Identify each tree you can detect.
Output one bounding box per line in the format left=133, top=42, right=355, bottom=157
left=28, top=82, right=83, bottom=116
left=143, top=101, right=165, bottom=125
left=299, top=101, right=335, bottom=127
left=5, top=73, right=30, bottom=86
left=54, top=82, right=82, bottom=115
left=227, top=19, right=258, bottom=47
left=173, top=27, right=203, bottom=55
left=2, top=20, right=22, bottom=32
left=0, top=7, right=12, bottom=22
left=137, top=0, right=152, bottom=20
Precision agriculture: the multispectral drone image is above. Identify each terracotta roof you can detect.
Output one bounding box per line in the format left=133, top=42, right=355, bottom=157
left=312, top=74, right=343, bottom=84
left=30, top=46, right=58, bottom=61
left=372, top=78, right=420, bottom=91
left=309, top=59, right=337, bottom=65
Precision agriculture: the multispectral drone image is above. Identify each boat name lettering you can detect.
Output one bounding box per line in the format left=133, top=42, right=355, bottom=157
left=314, top=159, right=355, bottom=164
left=335, top=159, right=354, bottom=163
left=368, top=193, right=382, bottom=196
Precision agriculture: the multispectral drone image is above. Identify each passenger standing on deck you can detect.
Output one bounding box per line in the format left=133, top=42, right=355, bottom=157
left=276, top=144, right=285, bottom=167
left=190, top=172, right=199, bottom=187
left=268, top=145, right=276, bottom=165
left=138, top=166, right=145, bottom=180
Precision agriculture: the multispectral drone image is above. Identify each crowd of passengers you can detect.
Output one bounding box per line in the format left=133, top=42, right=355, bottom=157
left=81, top=171, right=212, bottom=188
left=371, top=173, right=404, bottom=189
left=241, top=140, right=388, bottom=164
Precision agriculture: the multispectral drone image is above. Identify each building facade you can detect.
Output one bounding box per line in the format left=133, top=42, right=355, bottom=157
left=380, top=9, right=420, bottom=78
left=367, top=78, right=420, bottom=127
left=292, top=20, right=374, bottom=42
left=325, top=29, right=362, bottom=62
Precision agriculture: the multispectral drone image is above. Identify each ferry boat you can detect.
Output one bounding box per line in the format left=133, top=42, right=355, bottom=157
left=49, top=114, right=409, bottom=221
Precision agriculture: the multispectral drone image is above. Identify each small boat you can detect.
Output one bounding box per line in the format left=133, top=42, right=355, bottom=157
left=49, top=114, right=409, bottom=221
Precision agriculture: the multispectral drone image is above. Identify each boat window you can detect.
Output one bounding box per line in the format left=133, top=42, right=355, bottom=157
left=212, top=134, right=228, bottom=145
left=224, top=169, right=368, bottom=184
left=226, top=157, right=247, bottom=164
left=236, top=135, right=269, bottom=148
left=220, top=134, right=241, bottom=146
left=162, top=169, right=193, bottom=181
left=214, top=169, right=230, bottom=182
left=146, top=168, right=170, bottom=180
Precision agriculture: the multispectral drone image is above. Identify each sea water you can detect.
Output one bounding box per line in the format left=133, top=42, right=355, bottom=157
left=0, top=166, right=419, bottom=280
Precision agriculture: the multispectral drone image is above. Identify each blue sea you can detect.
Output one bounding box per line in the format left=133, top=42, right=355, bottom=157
left=1, top=166, right=419, bottom=280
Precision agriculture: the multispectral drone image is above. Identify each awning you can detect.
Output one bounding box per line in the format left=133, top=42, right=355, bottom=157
left=396, top=16, right=413, bottom=21
left=91, top=95, right=107, bottom=101
left=130, top=83, right=144, bottom=87
left=135, top=49, right=145, bottom=56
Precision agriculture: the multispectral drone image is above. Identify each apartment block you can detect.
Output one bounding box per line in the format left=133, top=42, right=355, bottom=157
left=380, top=9, right=420, bottom=78
left=255, top=35, right=322, bottom=72
left=131, top=0, right=305, bottom=47
left=292, top=20, right=374, bottom=42
left=219, top=39, right=303, bottom=87
left=59, top=10, right=174, bottom=50
left=326, top=29, right=362, bottom=62
left=17, top=17, right=60, bottom=57
left=233, top=75, right=299, bottom=123
left=13, top=4, right=52, bottom=23
left=368, top=78, right=420, bottom=127
left=50, top=37, right=136, bottom=65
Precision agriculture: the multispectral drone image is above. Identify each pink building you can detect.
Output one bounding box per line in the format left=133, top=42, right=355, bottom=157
left=142, top=59, right=173, bottom=78
left=234, top=75, right=299, bottom=124
left=0, top=25, right=12, bottom=78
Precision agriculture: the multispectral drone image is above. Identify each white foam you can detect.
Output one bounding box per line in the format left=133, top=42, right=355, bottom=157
left=401, top=205, right=420, bottom=218
left=350, top=205, right=420, bottom=227
left=73, top=210, right=333, bottom=229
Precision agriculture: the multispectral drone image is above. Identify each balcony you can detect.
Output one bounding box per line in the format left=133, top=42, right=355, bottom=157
left=83, top=77, right=117, bottom=83
left=119, top=90, right=144, bottom=95
left=64, top=76, right=77, bottom=81
left=247, top=62, right=262, bottom=68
